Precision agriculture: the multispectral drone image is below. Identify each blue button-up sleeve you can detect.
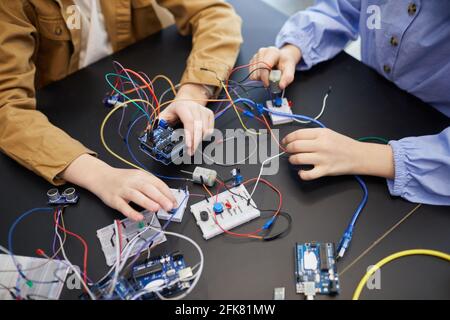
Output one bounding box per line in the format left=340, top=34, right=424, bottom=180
left=387, top=127, right=450, bottom=205
left=275, top=0, right=361, bottom=70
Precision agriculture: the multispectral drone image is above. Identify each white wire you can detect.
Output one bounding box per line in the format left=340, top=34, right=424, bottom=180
left=89, top=214, right=158, bottom=286
left=54, top=211, right=96, bottom=300
left=249, top=152, right=285, bottom=199
left=202, top=131, right=258, bottom=166
left=108, top=221, right=121, bottom=296
left=293, top=91, right=329, bottom=124
left=129, top=226, right=204, bottom=301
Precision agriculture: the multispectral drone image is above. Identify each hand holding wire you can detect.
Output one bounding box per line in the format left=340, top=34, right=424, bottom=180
left=249, top=45, right=302, bottom=89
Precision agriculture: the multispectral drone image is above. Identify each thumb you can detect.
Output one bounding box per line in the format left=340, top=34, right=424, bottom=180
left=279, top=57, right=297, bottom=90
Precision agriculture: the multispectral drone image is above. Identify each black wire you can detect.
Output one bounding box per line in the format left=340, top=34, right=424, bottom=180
left=234, top=67, right=271, bottom=84
left=260, top=210, right=292, bottom=242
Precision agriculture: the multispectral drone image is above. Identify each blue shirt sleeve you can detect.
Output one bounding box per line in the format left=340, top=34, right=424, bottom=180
left=275, top=0, right=361, bottom=70
left=387, top=127, right=450, bottom=205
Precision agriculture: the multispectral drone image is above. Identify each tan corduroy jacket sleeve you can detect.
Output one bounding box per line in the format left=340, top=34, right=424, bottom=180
left=0, top=1, right=95, bottom=186
left=0, top=0, right=242, bottom=185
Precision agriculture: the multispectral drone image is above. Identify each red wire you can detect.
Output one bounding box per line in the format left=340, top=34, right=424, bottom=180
left=207, top=177, right=283, bottom=240
left=53, top=208, right=89, bottom=286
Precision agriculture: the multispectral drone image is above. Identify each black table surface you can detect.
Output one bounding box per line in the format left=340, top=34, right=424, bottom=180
left=1, top=0, right=449, bottom=300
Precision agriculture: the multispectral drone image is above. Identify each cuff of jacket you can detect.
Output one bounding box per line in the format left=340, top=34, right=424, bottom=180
left=49, top=145, right=97, bottom=186
left=180, top=61, right=231, bottom=98
left=386, top=139, right=409, bottom=197
left=276, top=28, right=316, bottom=71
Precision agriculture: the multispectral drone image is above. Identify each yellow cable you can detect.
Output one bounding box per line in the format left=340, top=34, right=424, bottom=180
left=152, top=74, right=178, bottom=96
left=352, top=249, right=450, bottom=300
left=100, top=100, right=157, bottom=172
left=219, top=81, right=261, bottom=135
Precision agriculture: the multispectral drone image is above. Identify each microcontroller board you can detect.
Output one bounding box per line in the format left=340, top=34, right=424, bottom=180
left=295, top=242, right=339, bottom=299
left=138, top=119, right=185, bottom=165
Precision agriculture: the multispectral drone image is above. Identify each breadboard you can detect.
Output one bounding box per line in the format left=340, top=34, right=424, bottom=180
left=0, top=254, right=71, bottom=300
left=190, top=184, right=260, bottom=240
left=157, top=188, right=189, bottom=223
left=97, top=211, right=167, bottom=266
left=266, top=98, right=294, bottom=125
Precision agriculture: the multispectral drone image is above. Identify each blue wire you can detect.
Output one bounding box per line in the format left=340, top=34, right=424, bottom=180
left=8, top=207, right=55, bottom=282
left=262, top=103, right=369, bottom=256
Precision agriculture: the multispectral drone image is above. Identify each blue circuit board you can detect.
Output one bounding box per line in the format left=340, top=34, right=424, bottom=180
left=86, top=252, right=191, bottom=300
left=131, top=252, right=191, bottom=299
left=295, top=242, right=339, bottom=298
left=138, top=119, right=185, bottom=165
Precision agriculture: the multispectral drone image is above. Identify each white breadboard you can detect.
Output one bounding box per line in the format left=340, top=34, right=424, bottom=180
left=190, top=184, right=260, bottom=240
left=0, top=254, right=71, bottom=300
left=157, top=188, right=189, bottom=223
left=97, top=211, right=167, bottom=266
left=266, top=98, right=294, bottom=125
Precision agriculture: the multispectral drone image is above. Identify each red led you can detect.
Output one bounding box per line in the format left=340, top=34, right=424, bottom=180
left=225, top=201, right=232, bottom=209
left=288, top=100, right=293, bottom=107
left=35, top=249, right=45, bottom=256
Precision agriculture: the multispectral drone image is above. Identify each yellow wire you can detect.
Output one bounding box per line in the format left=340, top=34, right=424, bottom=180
left=352, top=249, right=450, bottom=300
left=100, top=100, right=157, bottom=172
left=152, top=74, right=178, bottom=96
left=219, top=81, right=261, bottom=135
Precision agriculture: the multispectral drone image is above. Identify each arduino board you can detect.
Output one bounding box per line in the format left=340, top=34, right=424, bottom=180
left=138, top=119, right=185, bottom=165
left=295, top=242, right=340, bottom=299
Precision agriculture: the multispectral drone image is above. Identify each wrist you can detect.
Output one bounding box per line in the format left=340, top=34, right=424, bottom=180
left=61, top=154, right=112, bottom=194
left=281, top=44, right=302, bottom=64
left=176, top=83, right=213, bottom=106
left=353, top=142, right=395, bottom=179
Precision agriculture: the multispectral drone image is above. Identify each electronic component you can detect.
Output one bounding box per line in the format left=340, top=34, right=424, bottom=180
left=96, top=211, right=167, bottom=266
left=230, top=168, right=243, bottom=186
left=266, top=98, right=293, bottom=125
left=190, top=184, right=260, bottom=240
left=102, top=93, right=122, bottom=108
left=47, top=187, right=79, bottom=205
left=295, top=243, right=340, bottom=299
left=156, top=187, right=189, bottom=223
left=0, top=254, right=71, bottom=300
left=269, top=70, right=282, bottom=97
left=181, top=167, right=217, bottom=187
left=138, top=119, right=185, bottom=165
left=88, top=252, right=192, bottom=300
left=295, top=242, right=340, bottom=300
left=274, top=287, right=285, bottom=300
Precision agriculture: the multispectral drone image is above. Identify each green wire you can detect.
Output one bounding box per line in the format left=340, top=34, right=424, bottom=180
left=357, top=136, right=389, bottom=144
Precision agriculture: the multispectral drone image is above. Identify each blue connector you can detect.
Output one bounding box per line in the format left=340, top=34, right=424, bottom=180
left=103, top=93, right=122, bottom=108
left=255, top=103, right=265, bottom=116
left=337, top=229, right=353, bottom=259
left=242, top=110, right=254, bottom=118
left=262, top=217, right=276, bottom=230
left=158, top=118, right=169, bottom=129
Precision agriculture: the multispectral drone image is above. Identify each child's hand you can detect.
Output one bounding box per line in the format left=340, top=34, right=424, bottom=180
left=282, top=128, right=395, bottom=180
left=61, top=155, right=177, bottom=221
left=160, top=83, right=214, bottom=156
left=249, top=44, right=302, bottom=89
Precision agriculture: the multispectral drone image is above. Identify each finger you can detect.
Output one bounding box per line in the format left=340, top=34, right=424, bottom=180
left=150, top=176, right=177, bottom=205
left=176, top=108, right=194, bottom=154
left=282, top=128, right=321, bottom=145
left=206, top=109, right=215, bottom=138
left=299, top=167, right=325, bottom=181
left=285, top=140, right=317, bottom=154
left=249, top=55, right=257, bottom=79
left=115, top=198, right=144, bottom=222
left=139, top=183, right=174, bottom=212
left=124, top=188, right=160, bottom=212
left=289, top=153, right=319, bottom=165
left=191, top=110, right=204, bottom=155
left=279, top=57, right=297, bottom=89
left=201, top=110, right=213, bottom=138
